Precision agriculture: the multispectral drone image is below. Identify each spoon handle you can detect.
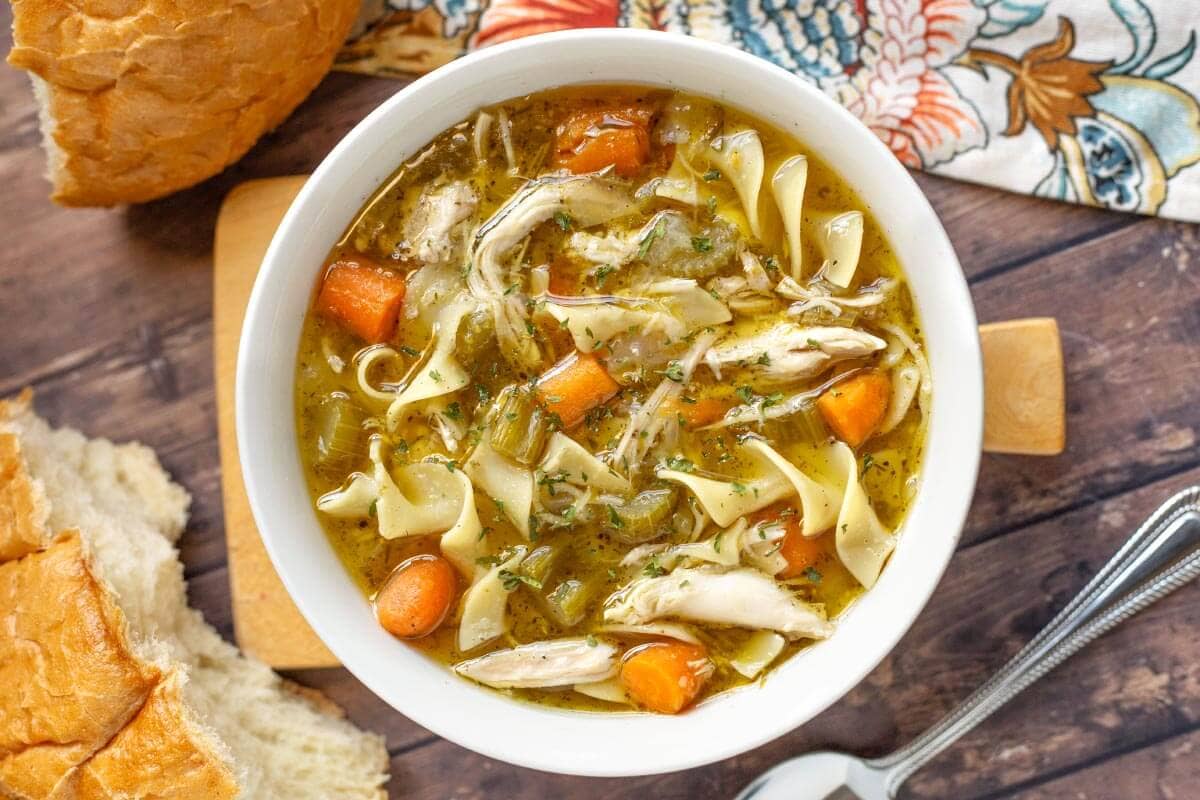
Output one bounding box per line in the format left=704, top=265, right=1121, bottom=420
left=869, top=486, right=1200, bottom=797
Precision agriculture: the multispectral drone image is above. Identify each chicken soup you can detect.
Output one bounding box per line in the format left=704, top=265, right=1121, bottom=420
left=295, top=86, right=928, bottom=713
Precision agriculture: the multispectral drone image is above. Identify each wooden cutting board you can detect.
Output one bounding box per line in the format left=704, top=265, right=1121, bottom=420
left=213, top=176, right=1066, bottom=669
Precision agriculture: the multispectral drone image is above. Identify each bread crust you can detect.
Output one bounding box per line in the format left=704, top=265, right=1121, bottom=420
left=7, top=0, right=361, bottom=206
left=55, top=671, right=240, bottom=800
left=0, top=533, right=161, bottom=798
left=0, top=390, right=49, bottom=562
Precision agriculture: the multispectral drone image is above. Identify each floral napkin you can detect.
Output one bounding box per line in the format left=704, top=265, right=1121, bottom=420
left=338, top=0, right=1200, bottom=222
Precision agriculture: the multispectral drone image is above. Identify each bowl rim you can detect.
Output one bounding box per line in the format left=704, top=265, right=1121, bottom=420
left=237, top=27, right=983, bottom=777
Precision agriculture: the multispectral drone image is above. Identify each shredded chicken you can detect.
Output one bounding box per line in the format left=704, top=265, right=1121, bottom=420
left=469, top=175, right=635, bottom=370
left=604, top=567, right=833, bottom=640
left=567, top=229, right=638, bottom=267
left=777, top=275, right=896, bottom=317
left=403, top=182, right=478, bottom=265
left=706, top=323, right=885, bottom=383
left=453, top=638, right=619, bottom=688
left=610, top=330, right=717, bottom=471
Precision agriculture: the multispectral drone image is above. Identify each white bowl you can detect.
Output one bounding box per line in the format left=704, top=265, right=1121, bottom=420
left=237, top=29, right=982, bottom=778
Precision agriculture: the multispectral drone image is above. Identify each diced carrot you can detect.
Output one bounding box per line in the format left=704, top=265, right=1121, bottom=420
left=374, top=555, right=457, bottom=639
left=536, top=351, right=621, bottom=429
left=749, top=503, right=827, bottom=579
left=554, top=106, right=654, bottom=177
left=778, top=526, right=827, bottom=579
left=665, top=395, right=733, bottom=429
left=816, top=371, right=891, bottom=448
left=317, top=258, right=406, bottom=343
left=547, top=259, right=578, bottom=296
left=620, top=642, right=712, bottom=714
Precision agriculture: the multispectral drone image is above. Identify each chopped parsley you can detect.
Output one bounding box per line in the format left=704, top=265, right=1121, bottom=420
left=637, top=217, right=667, bottom=259
left=586, top=634, right=598, bottom=647
left=537, top=470, right=570, bottom=496
left=394, top=439, right=409, bottom=455
left=367, top=499, right=377, bottom=517
left=643, top=558, right=666, bottom=578
left=399, top=344, right=420, bottom=357
left=736, top=385, right=754, bottom=404
left=804, top=566, right=823, bottom=584
left=429, top=370, right=443, bottom=383
left=607, top=504, right=625, bottom=529
left=703, top=168, right=721, bottom=181
left=499, top=569, right=542, bottom=591
left=713, top=532, right=724, bottom=553
left=553, top=211, right=573, bottom=231
left=475, top=383, right=491, bottom=404
left=665, top=455, right=695, bottom=472
left=594, top=265, right=616, bottom=287
left=660, top=360, right=685, bottom=382
left=691, top=236, right=713, bottom=253
left=444, top=402, right=462, bottom=421
left=756, top=352, right=771, bottom=366
left=731, top=481, right=748, bottom=495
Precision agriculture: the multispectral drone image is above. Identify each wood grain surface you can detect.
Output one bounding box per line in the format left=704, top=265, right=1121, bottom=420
left=2, top=6, right=1198, bottom=796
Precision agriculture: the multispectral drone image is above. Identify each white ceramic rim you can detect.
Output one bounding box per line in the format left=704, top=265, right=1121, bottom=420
left=237, top=29, right=982, bottom=778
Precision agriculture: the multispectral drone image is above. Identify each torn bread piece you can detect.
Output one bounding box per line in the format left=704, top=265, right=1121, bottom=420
left=0, top=531, right=163, bottom=798
left=7, top=0, right=362, bottom=206
left=0, top=392, right=389, bottom=799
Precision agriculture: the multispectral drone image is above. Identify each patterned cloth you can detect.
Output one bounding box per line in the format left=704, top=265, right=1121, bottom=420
left=338, top=1, right=1200, bottom=222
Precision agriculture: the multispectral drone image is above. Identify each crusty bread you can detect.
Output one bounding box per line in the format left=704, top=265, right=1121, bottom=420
left=6, top=0, right=362, bottom=207
left=0, top=531, right=164, bottom=798
left=0, top=392, right=389, bottom=799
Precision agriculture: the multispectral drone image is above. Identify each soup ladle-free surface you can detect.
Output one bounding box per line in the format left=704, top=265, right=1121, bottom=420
left=737, top=486, right=1200, bottom=800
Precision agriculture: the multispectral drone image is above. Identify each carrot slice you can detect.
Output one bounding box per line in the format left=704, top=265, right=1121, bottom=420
left=620, top=642, right=711, bottom=714
left=665, top=395, right=733, bottom=429
left=749, top=503, right=827, bottom=579
left=536, top=351, right=620, bottom=429
left=374, top=555, right=457, bottom=639
left=554, top=106, right=654, bottom=177
left=317, top=258, right=406, bottom=343
left=816, top=371, right=891, bottom=448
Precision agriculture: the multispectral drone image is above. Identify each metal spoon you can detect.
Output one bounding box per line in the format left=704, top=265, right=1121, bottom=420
left=737, top=486, right=1200, bottom=800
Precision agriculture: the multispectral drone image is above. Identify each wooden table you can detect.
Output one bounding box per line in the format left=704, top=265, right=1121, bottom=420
left=3, top=12, right=1199, bottom=798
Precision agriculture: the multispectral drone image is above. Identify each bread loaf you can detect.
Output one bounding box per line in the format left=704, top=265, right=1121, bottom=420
left=6, top=0, right=362, bottom=206
left=0, top=391, right=390, bottom=798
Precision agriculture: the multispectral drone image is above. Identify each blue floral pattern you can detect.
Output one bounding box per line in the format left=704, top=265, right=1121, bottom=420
left=343, top=0, right=1200, bottom=221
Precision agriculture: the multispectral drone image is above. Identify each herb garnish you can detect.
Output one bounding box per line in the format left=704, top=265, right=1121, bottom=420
left=643, top=558, right=666, bottom=577
left=553, top=211, right=573, bottom=231
left=637, top=217, right=667, bottom=259
left=499, top=569, right=542, bottom=591
left=666, top=455, right=695, bottom=472
left=660, top=361, right=685, bottom=382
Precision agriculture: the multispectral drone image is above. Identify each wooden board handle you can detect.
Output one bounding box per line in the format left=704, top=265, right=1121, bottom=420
left=980, top=318, right=1066, bottom=455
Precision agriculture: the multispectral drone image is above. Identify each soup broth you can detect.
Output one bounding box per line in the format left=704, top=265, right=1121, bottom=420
left=295, top=86, right=927, bottom=713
